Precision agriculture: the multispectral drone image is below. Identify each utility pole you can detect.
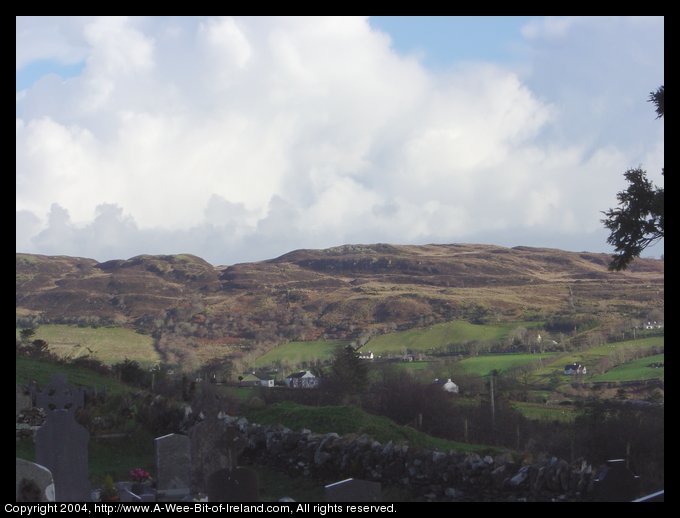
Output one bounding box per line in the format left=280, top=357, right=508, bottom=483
left=490, top=370, right=496, bottom=431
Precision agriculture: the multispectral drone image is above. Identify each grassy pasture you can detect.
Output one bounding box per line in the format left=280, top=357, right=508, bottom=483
left=530, top=336, right=664, bottom=383
left=17, top=325, right=159, bottom=367
left=16, top=356, right=133, bottom=395
left=456, top=353, right=559, bottom=377
left=590, top=353, right=664, bottom=382
left=365, top=320, right=542, bottom=354
left=253, top=340, right=350, bottom=367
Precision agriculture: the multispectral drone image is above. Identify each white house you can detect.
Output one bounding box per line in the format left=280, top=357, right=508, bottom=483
left=433, top=378, right=459, bottom=394
left=564, top=363, right=586, bottom=375
left=285, top=370, right=319, bottom=389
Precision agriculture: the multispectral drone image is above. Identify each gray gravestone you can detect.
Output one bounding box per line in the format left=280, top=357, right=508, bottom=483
left=189, top=417, right=228, bottom=494
left=155, top=433, right=191, bottom=491
left=36, top=409, right=91, bottom=501
left=206, top=467, right=259, bottom=502
left=324, top=478, right=382, bottom=502
left=16, top=458, right=55, bottom=502
left=592, top=459, right=640, bottom=501
left=210, top=426, right=254, bottom=502
left=188, top=385, right=240, bottom=494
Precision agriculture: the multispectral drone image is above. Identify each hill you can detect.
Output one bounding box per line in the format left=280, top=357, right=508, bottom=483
left=16, top=244, right=664, bottom=369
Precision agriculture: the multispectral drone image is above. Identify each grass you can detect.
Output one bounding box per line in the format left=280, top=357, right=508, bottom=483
left=253, top=340, right=351, bottom=368
left=16, top=356, right=134, bottom=395
left=365, top=320, right=542, bottom=354
left=590, top=353, right=664, bottom=382
left=17, top=325, right=159, bottom=367
left=16, top=430, right=155, bottom=487
left=389, top=361, right=435, bottom=371
left=253, top=464, right=414, bottom=502
left=245, top=401, right=495, bottom=453
left=456, top=353, right=558, bottom=377
left=254, top=465, right=325, bottom=502
left=530, top=336, right=664, bottom=384
left=512, top=402, right=576, bottom=423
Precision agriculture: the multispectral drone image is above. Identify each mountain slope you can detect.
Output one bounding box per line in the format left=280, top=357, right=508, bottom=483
left=16, top=244, right=664, bottom=367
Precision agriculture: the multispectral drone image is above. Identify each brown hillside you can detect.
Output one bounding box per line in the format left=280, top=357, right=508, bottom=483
left=16, top=244, right=664, bottom=365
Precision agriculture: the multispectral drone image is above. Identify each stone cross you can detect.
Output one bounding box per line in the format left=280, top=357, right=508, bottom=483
left=34, top=375, right=90, bottom=502
left=16, top=385, right=32, bottom=417
left=223, top=426, right=247, bottom=471
left=35, top=374, right=84, bottom=415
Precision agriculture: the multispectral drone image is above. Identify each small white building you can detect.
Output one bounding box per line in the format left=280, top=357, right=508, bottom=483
left=564, top=363, right=587, bottom=375
left=433, top=378, right=459, bottom=394
left=285, top=370, right=319, bottom=389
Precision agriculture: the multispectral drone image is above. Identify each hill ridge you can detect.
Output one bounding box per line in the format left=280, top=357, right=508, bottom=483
left=16, top=243, right=663, bottom=368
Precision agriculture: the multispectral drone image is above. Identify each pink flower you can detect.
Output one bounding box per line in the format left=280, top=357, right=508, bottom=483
left=129, top=468, right=151, bottom=483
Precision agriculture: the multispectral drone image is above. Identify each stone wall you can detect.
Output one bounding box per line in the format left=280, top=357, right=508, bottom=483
left=227, top=416, right=596, bottom=502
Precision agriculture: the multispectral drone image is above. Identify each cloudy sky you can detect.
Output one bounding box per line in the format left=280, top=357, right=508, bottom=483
left=16, top=16, right=664, bottom=265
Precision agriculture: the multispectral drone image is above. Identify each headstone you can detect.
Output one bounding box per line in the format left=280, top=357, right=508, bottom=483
left=206, top=467, right=259, bottom=502
left=189, top=418, right=228, bottom=494
left=16, top=458, right=55, bottom=502
left=324, top=478, right=382, bottom=502
left=592, top=459, right=640, bottom=502
left=16, top=385, right=32, bottom=417
left=35, top=409, right=91, bottom=501
left=188, top=385, right=235, bottom=494
left=223, top=426, right=247, bottom=470
left=155, top=433, right=191, bottom=492
left=35, top=374, right=84, bottom=414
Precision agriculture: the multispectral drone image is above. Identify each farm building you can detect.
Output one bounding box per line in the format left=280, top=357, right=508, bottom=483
left=285, top=370, right=319, bottom=389
left=564, top=363, right=587, bottom=375
left=239, top=373, right=275, bottom=387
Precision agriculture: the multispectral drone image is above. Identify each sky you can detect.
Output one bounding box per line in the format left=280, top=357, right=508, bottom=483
left=16, top=16, right=664, bottom=266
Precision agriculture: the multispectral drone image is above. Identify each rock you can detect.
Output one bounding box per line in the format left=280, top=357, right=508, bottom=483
left=445, top=487, right=462, bottom=498
left=432, top=451, right=447, bottom=463
left=314, top=451, right=331, bottom=466
left=510, top=466, right=530, bottom=487
left=532, top=466, right=545, bottom=493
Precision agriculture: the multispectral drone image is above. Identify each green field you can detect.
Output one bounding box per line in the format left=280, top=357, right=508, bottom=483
left=512, top=402, right=577, bottom=423
left=391, top=361, right=435, bottom=371
left=245, top=401, right=496, bottom=453
left=530, top=336, right=664, bottom=383
left=16, top=356, right=134, bottom=395
left=253, top=340, right=351, bottom=368
left=591, top=353, right=664, bottom=382
left=365, top=320, right=542, bottom=354
left=456, top=353, right=558, bottom=377
left=17, top=325, right=160, bottom=367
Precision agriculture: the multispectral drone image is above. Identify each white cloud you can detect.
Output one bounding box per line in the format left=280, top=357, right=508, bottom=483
left=16, top=16, right=663, bottom=264
left=16, top=16, right=92, bottom=70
